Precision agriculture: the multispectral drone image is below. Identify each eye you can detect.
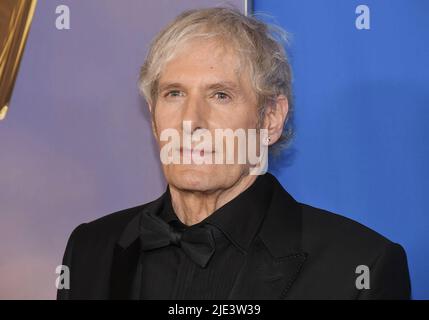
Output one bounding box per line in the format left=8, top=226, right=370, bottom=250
left=164, top=90, right=184, bottom=98
left=213, top=92, right=231, bottom=101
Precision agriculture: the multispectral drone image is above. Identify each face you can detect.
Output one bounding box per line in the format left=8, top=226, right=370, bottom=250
left=151, top=38, right=262, bottom=192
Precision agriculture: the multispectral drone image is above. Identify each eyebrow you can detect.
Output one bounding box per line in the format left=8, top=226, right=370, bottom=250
left=158, top=81, right=240, bottom=93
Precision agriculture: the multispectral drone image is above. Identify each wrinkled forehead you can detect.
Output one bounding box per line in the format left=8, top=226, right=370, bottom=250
left=159, top=36, right=248, bottom=85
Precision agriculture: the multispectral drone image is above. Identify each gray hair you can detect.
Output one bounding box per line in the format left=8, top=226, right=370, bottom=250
left=138, top=6, right=294, bottom=153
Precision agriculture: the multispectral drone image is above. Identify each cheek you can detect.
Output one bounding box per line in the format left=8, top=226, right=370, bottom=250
left=247, top=110, right=260, bottom=126
left=229, top=109, right=259, bottom=130
left=153, top=105, right=172, bottom=133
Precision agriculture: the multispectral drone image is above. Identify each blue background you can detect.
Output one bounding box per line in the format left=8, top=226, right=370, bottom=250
left=256, top=0, right=429, bottom=299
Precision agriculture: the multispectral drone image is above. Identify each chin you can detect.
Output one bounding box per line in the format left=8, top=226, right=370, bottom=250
left=164, top=164, right=218, bottom=192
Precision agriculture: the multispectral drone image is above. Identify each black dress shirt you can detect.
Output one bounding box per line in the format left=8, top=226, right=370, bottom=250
left=138, top=175, right=269, bottom=299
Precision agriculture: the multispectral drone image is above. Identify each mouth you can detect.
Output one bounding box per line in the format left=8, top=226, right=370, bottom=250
left=178, top=147, right=214, bottom=158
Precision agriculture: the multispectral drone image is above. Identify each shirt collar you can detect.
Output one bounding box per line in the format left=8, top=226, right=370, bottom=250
left=119, top=173, right=275, bottom=253
left=158, top=173, right=274, bottom=253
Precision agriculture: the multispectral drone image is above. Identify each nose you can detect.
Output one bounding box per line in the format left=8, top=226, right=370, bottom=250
left=181, top=93, right=208, bottom=136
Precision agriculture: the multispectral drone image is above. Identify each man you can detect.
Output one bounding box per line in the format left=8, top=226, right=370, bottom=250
left=57, top=7, right=411, bottom=300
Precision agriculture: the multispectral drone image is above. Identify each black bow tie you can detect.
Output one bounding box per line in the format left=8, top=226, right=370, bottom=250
left=139, top=211, right=216, bottom=268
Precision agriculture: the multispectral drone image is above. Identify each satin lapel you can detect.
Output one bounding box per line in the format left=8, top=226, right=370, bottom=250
left=229, top=175, right=308, bottom=299
left=109, top=194, right=166, bottom=299
left=228, top=240, right=307, bottom=299
left=109, top=240, right=142, bottom=299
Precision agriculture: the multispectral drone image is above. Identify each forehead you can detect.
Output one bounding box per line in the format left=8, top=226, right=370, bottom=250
left=159, top=38, right=245, bottom=85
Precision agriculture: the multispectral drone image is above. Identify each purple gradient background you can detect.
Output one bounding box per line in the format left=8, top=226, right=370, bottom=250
left=0, top=0, right=245, bottom=299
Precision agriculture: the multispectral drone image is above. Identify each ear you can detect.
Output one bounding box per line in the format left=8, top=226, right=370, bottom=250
left=262, top=95, right=289, bottom=145
left=147, top=102, right=153, bottom=113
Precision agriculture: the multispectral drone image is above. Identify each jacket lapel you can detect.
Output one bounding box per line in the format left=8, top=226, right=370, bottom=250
left=229, top=177, right=308, bottom=299
left=109, top=240, right=142, bottom=299
left=228, top=244, right=307, bottom=299
left=109, top=195, right=166, bottom=299
left=109, top=175, right=307, bottom=300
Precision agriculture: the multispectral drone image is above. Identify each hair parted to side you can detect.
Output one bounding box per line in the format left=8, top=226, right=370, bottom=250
left=138, top=6, right=294, bottom=153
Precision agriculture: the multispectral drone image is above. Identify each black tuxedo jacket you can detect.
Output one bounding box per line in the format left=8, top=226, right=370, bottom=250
left=57, top=175, right=411, bottom=300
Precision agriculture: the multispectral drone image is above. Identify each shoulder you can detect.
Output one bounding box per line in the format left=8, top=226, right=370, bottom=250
left=299, top=202, right=405, bottom=262
left=69, top=196, right=162, bottom=245
left=296, top=203, right=410, bottom=299
left=300, top=203, right=390, bottom=245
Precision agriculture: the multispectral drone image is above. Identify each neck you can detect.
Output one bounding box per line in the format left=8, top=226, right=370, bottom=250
left=168, top=174, right=257, bottom=226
